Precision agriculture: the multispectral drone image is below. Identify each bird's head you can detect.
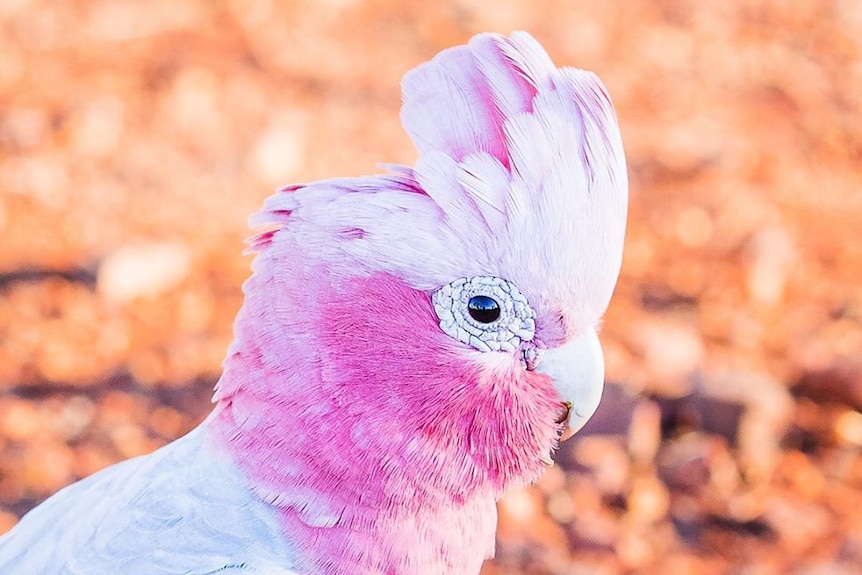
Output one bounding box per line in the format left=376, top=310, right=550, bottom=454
left=214, top=32, right=627, bottom=507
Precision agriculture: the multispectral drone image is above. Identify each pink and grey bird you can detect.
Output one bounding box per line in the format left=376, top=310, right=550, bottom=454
left=0, top=31, right=627, bottom=574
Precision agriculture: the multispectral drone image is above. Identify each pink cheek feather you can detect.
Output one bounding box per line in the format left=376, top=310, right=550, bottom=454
left=209, top=241, right=564, bottom=572
left=316, top=259, right=564, bottom=496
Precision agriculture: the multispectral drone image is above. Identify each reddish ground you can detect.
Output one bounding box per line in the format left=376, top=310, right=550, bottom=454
left=1, top=1, right=860, bottom=573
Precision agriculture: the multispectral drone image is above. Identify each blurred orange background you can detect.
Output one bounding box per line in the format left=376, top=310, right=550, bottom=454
left=1, top=1, right=861, bottom=573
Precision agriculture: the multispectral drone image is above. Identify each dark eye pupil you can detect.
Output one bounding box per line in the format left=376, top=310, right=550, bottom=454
left=468, top=295, right=501, bottom=323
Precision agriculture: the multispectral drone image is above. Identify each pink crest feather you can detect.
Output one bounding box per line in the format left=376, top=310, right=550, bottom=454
left=249, top=31, right=626, bottom=333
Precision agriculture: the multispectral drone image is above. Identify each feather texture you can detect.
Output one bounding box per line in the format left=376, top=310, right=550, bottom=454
left=251, top=32, right=627, bottom=335
left=0, top=425, right=298, bottom=574
left=0, top=31, right=627, bottom=575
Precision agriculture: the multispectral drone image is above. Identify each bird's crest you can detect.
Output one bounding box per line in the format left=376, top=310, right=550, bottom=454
left=249, top=31, right=627, bottom=326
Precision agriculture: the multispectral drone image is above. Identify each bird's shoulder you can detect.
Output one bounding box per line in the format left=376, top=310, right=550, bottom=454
left=0, top=423, right=299, bottom=574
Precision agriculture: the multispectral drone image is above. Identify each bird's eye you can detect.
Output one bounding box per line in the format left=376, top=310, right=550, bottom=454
left=432, top=276, right=535, bottom=353
left=468, top=296, right=500, bottom=323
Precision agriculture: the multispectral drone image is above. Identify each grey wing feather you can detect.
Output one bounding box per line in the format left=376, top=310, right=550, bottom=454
left=0, top=425, right=300, bottom=575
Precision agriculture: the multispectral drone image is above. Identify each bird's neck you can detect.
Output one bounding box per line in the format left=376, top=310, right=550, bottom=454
left=208, top=405, right=497, bottom=575
left=278, top=486, right=497, bottom=575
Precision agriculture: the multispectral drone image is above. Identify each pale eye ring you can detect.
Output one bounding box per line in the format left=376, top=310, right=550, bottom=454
left=432, top=276, right=536, bottom=353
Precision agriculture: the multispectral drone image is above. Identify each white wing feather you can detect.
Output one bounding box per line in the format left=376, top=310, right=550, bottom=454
left=0, top=423, right=300, bottom=574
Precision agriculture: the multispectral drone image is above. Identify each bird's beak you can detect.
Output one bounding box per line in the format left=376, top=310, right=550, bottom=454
left=535, top=330, right=605, bottom=441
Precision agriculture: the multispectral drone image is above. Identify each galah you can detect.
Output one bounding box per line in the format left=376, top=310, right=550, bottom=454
left=0, top=31, right=627, bottom=574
